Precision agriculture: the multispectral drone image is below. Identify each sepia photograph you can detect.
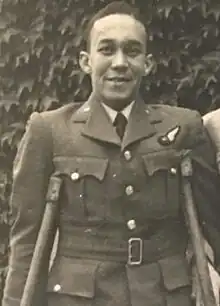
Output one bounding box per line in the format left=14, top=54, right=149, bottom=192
left=0, top=0, right=220, bottom=305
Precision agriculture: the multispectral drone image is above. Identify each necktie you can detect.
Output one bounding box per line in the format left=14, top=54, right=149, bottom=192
left=113, top=112, right=127, bottom=140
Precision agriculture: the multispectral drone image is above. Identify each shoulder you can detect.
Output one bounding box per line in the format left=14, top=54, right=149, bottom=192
left=27, top=102, right=83, bottom=128
left=147, top=104, right=207, bottom=148
left=203, top=109, right=220, bottom=150
left=203, top=108, right=220, bottom=129
left=148, top=104, right=203, bottom=136
left=41, top=102, right=83, bottom=119
left=22, top=102, right=83, bottom=147
left=38, top=102, right=83, bottom=122
left=148, top=104, right=201, bottom=125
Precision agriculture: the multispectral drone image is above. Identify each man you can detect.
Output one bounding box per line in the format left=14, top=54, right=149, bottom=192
left=3, top=2, right=220, bottom=306
left=203, top=109, right=220, bottom=171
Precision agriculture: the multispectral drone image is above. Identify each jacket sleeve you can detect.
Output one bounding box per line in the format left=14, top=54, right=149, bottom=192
left=2, top=112, right=54, bottom=306
left=187, top=111, right=220, bottom=268
left=203, top=109, right=220, bottom=171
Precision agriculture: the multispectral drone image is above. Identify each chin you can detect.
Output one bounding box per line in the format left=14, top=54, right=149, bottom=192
left=103, top=95, right=134, bottom=110
left=105, top=92, right=133, bottom=102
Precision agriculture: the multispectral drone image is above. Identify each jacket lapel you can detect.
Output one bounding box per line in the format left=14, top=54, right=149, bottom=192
left=72, top=94, right=121, bottom=146
left=122, top=99, right=162, bottom=150
left=72, top=94, right=163, bottom=149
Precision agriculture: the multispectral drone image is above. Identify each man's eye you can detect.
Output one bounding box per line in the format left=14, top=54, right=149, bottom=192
left=126, top=47, right=141, bottom=57
left=98, top=46, right=114, bottom=55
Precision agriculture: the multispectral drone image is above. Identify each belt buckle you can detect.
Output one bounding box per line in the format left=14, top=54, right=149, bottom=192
left=128, top=237, right=143, bottom=266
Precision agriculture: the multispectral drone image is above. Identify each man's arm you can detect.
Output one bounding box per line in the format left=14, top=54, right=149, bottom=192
left=188, top=111, right=220, bottom=265
left=203, top=109, right=220, bottom=171
left=3, top=113, right=53, bottom=306
left=184, top=111, right=220, bottom=304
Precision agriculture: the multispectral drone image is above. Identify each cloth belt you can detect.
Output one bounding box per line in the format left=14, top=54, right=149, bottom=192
left=57, top=227, right=188, bottom=265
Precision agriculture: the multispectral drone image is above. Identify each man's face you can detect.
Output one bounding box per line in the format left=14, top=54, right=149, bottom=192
left=81, top=14, right=147, bottom=110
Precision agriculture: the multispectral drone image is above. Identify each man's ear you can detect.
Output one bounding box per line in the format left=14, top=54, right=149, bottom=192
left=79, top=51, right=92, bottom=74
left=144, top=54, right=154, bottom=76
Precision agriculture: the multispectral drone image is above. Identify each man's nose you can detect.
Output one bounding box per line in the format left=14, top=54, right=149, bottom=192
left=111, top=51, right=128, bottom=69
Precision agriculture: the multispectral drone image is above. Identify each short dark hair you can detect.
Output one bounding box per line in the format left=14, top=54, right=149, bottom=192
left=83, top=1, right=146, bottom=50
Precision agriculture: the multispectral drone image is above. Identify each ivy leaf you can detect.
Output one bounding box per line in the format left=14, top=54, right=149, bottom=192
left=1, top=131, right=14, bottom=147
left=17, top=80, right=34, bottom=97
left=0, top=99, right=19, bottom=112
left=204, top=75, right=217, bottom=89
left=25, top=98, right=39, bottom=111
left=0, top=18, right=9, bottom=30
left=157, top=0, right=183, bottom=18
left=40, top=95, right=58, bottom=111
left=9, top=122, right=25, bottom=131
left=177, top=75, right=194, bottom=91
left=59, top=17, right=74, bottom=34
left=1, top=28, right=20, bottom=43
left=202, top=52, right=220, bottom=68
left=208, top=4, right=220, bottom=21
left=15, top=53, right=30, bottom=67
left=191, top=63, right=205, bottom=78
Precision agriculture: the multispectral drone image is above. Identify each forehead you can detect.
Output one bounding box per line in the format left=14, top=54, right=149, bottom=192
left=91, top=14, right=146, bottom=45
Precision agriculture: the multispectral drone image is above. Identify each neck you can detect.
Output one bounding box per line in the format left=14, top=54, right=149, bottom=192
left=102, top=99, right=133, bottom=111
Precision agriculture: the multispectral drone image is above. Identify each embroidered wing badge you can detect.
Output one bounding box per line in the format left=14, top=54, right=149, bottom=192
left=158, top=125, right=181, bottom=146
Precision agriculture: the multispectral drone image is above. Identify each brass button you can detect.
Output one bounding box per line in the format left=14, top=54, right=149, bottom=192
left=53, top=284, right=61, bottom=292
left=170, top=167, right=177, bottom=175
left=127, top=219, right=136, bottom=230
left=124, top=150, right=132, bottom=161
left=71, top=172, right=80, bottom=181
left=125, top=185, right=134, bottom=196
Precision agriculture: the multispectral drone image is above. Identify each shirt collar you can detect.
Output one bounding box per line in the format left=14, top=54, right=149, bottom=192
left=102, top=101, right=135, bottom=123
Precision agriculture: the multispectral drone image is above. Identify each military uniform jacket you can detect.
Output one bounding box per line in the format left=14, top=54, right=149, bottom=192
left=3, top=95, right=220, bottom=306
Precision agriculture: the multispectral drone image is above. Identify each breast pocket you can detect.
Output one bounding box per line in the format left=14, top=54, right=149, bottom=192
left=142, top=150, right=182, bottom=218
left=53, top=156, right=108, bottom=221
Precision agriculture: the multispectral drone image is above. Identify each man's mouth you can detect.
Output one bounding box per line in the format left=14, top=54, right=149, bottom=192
left=106, top=77, right=131, bottom=83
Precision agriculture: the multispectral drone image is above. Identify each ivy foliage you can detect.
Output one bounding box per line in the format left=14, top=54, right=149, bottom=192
left=0, top=0, right=220, bottom=299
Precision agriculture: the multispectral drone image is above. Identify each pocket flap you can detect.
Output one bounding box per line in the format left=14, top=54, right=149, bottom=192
left=142, top=150, right=183, bottom=176
left=47, top=257, right=98, bottom=298
left=159, top=255, right=190, bottom=291
left=53, top=156, right=108, bottom=181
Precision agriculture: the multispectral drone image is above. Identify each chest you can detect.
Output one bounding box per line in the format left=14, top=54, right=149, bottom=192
left=51, top=127, right=186, bottom=224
